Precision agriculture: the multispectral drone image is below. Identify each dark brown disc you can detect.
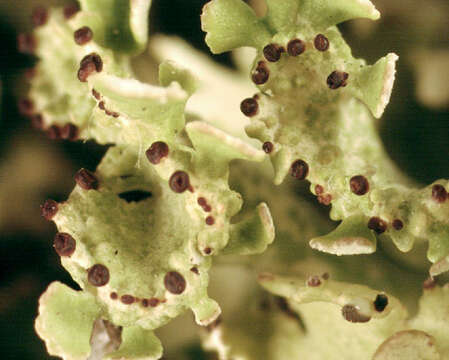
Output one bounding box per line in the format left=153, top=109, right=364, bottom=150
left=164, top=271, right=186, bottom=294
left=368, top=217, right=387, bottom=234
left=63, top=4, right=80, bottom=19
left=53, top=232, right=76, bottom=257
left=327, top=71, right=349, bottom=89
left=169, top=171, right=190, bottom=193
left=88, top=264, right=110, bottom=287
left=262, top=141, right=274, bottom=153
left=77, top=53, right=103, bottom=82
left=120, top=295, right=135, bottom=304
left=74, top=168, right=99, bottom=190
left=263, top=43, right=282, bottom=62
left=32, top=7, right=48, bottom=27
left=287, top=39, right=306, bottom=56
left=314, top=34, right=329, bottom=51
left=146, top=141, right=169, bottom=164
left=341, top=304, right=371, bottom=323
left=240, top=98, right=259, bottom=117
left=373, top=294, right=388, bottom=312
left=74, top=26, right=93, bottom=45
left=290, top=159, right=309, bottom=180
left=252, top=61, right=270, bottom=85
left=432, top=184, right=447, bottom=203
left=392, top=219, right=403, bottom=230
left=40, top=199, right=58, bottom=220
left=350, top=175, right=369, bottom=195
left=61, top=124, right=79, bottom=141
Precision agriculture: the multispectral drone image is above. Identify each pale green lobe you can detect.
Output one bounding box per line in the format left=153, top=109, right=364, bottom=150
left=29, top=7, right=132, bottom=135
left=204, top=272, right=449, bottom=360
left=409, top=285, right=449, bottom=357
left=201, top=0, right=271, bottom=54
left=52, top=129, right=272, bottom=331
left=293, top=0, right=380, bottom=31
left=204, top=273, right=409, bottom=360
left=223, top=202, right=275, bottom=255
left=54, top=146, right=216, bottom=330
left=264, top=0, right=380, bottom=32
left=35, top=282, right=101, bottom=360
left=86, top=67, right=189, bottom=146
left=310, top=215, right=377, bottom=255
left=149, top=35, right=258, bottom=144
left=263, top=0, right=299, bottom=33
left=159, top=60, right=198, bottom=96
left=29, top=0, right=150, bottom=137
left=79, top=0, right=151, bottom=54
left=351, top=53, right=399, bottom=118
left=186, top=121, right=265, bottom=178
left=373, top=330, right=440, bottom=360
left=106, top=326, right=162, bottom=360
left=258, top=274, right=405, bottom=321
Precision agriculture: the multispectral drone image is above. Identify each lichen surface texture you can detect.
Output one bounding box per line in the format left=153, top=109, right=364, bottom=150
left=20, top=0, right=449, bottom=359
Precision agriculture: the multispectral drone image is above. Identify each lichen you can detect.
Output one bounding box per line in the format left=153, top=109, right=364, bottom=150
left=31, top=2, right=274, bottom=359
left=201, top=0, right=449, bottom=273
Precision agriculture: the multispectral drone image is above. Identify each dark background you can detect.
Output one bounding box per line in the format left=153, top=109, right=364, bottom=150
left=0, top=0, right=447, bottom=359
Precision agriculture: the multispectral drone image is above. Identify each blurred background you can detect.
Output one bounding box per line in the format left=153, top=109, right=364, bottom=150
left=0, top=0, right=447, bottom=359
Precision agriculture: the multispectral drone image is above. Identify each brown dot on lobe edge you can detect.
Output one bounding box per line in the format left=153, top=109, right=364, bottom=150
left=263, top=43, right=282, bottom=62
left=432, top=184, right=447, bottom=203
left=252, top=61, right=269, bottom=85
left=121, top=295, right=135, bottom=304
left=262, top=141, right=273, bottom=153
left=148, top=298, right=159, bottom=307
left=373, top=294, right=388, bottom=312
left=314, top=34, right=329, bottom=51
left=30, top=114, right=44, bottom=130
left=169, top=171, right=190, bottom=193
left=61, top=124, right=79, bottom=141
left=318, top=194, right=332, bottom=205
left=74, top=26, right=93, bottom=45
left=18, top=98, right=34, bottom=116
left=290, top=159, right=309, bottom=180
left=146, top=141, right=169, bottom=164
left=327, top=71, right=349, bottom=89
left=63, top=4, right=80, bottom=19
left=392, top=219, right=403, bottom=230
left=350, top=175, right=369, bottom=195
left=53, top=232, right=76, bottom=257
left=17, top=33, right=36, bottom=54
left=74, top=168, right=99, bottom=190
left=204, top=247, right=212, bottom=255
left=46, top=125, right=61, bottom=140
left=164, top=271, right=186, bottom=294
left=40, top=199, right=58, bottom=220
left=88, top=264, right=110, bottom=287
left=423, top=277, right=436, bottom=290
left=287, top=39, right=306, bottom=56
left=341, top=304, right=371, bottom=323
left=77, top=53, right=103, bottom=82
left=92, top=89, right=101, bottom=100
left=32, top=7, right=48, bottom=27
left=368, top=217, right=387, bottom=234
left=307, top=275, right=321, bottom=287
left=240, top=98, right=259, bottom=117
